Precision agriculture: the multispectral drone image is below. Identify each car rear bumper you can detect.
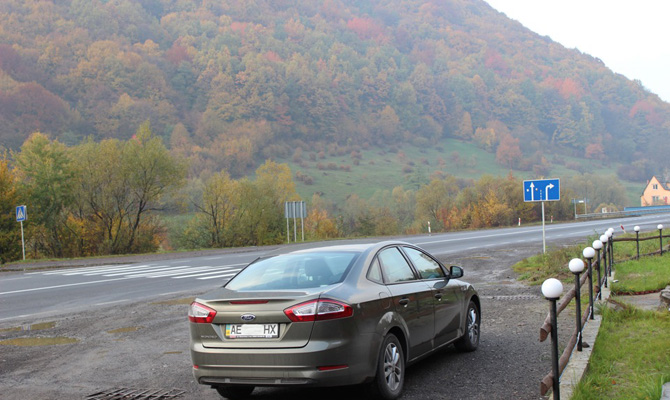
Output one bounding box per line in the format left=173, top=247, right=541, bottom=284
left=191, top=332, right=380, bottom=387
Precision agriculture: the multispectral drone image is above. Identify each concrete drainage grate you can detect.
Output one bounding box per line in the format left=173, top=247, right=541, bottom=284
left=86, top=388, right=185, bottom=399
left=483, top=295, right=542, bottom=301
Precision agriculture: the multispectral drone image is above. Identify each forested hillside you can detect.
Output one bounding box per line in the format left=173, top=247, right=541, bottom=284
left=1, top=0, right=668, bottom=182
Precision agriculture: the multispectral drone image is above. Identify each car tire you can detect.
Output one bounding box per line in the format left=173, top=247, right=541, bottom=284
left=370, top=333, right=405, bottom=400
left=454, top=300, right=479, bottom=352
left=215, top=385, right=254, bottom=399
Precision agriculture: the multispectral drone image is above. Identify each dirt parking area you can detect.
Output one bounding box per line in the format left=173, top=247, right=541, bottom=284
left=0, top=242, right=576, bottom=400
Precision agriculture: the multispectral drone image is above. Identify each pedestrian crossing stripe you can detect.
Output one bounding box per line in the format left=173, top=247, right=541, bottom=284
left=28, top=263, right=246, bottom=281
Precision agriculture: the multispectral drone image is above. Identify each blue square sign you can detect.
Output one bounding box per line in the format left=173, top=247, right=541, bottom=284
left=523, top=179, right=560, bottom=202
left=16, top=205, right=27, bottom=222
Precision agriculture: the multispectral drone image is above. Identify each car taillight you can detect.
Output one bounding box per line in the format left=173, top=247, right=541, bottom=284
left=188, top=302, right=217, bottom=323
left=284, top=299, right=353, bottom=322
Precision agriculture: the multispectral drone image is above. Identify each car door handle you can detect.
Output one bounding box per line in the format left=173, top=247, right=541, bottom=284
left=434, top=293, right=443, bottom=300
left=398, top=298, right=410, bottom=306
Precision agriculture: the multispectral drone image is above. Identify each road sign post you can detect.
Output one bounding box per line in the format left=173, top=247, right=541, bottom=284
left=16, top=205, right=27, bottom=260
left=284, top=201, right=307, bottom=243
left=523, top=179, right=560, bottom=254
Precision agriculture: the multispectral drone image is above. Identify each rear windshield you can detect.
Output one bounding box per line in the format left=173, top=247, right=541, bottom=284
left=226, top=251, right=360, bottom=291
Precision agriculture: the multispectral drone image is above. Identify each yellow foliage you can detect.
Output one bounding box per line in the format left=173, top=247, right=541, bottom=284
left=306, top=208, right=339, bottom=239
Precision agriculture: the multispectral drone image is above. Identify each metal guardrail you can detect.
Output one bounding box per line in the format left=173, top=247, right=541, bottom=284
left=576, top=207, right=670, bottom=219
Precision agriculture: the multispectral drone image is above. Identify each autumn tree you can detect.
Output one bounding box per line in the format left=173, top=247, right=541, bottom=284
left=341, top=194, right=375, bottom=236
left=392, top=186, right=416, bottom=232
left=415, top=175, right=460, bottom=231
left=455, top=111, right=473, bottom=139
left=69, top=126, right=184, bottom=255
left=193, top=171, right=240, bottom=247
left=70, top=137, right=126, bottom=255
left=470, top=189, right=513, bottom=228
left=565, top=174, right=627, bottom=213
left=305, top=193, right=339, bottom=239
left=187, top=160, right=299, bottom=247
left=495, top=133, right=522, bottom=169
left=0, top=156, right=21, bottom=263
left=120, top=122, right=187, bottom=253
left=13, top=133, right=75, bottom=257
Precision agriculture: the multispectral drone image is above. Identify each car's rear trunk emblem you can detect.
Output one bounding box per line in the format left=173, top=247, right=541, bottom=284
left=241, top=314, right=256, bottom=321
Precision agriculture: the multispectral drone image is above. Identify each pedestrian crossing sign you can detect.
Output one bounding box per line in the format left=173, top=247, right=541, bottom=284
left=16, top=205, right=27, bottom=222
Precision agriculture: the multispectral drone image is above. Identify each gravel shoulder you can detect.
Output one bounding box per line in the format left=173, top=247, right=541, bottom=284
left=0, top=242, right=577, bottom=400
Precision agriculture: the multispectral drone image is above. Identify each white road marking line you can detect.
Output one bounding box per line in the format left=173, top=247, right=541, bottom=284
left=128, top=266, right=216, bottom=278
left=67, top=265, right=154, bottom=276
left=174, top=266, right=244, bottom=279
left=0, top=277, right=133, bottom=296
left=197, top=272, right=239, bottom=280
left=29, top=264, right=133, bottom=275
left=102, top=265, right=183, bottom=277
left=95, top=300, right=128, bottom=306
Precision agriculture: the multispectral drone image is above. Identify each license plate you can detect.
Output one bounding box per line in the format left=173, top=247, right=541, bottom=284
left=225, top=324, right=279, bottom=339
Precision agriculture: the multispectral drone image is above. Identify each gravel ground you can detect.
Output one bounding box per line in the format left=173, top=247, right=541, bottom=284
left=0, top=242, right=578, bottom=400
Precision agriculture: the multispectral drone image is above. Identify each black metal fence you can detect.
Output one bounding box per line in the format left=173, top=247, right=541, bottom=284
left=537, top=225, right=667, bottom=398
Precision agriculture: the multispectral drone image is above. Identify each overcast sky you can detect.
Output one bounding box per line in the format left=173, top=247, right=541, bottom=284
left=484, top=0, right=670, bottom=102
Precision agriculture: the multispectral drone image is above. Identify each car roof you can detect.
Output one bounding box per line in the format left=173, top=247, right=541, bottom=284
left=262, top=241, right=413, bottom=258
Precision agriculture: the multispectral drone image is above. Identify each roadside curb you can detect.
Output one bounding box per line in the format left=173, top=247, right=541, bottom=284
left=550, top=274, right=612, bottom=400
left=662, top=382, right=670, bottom=400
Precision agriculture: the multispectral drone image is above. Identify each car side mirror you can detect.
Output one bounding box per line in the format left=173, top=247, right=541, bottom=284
left=449, top=266, right=463, bottom=279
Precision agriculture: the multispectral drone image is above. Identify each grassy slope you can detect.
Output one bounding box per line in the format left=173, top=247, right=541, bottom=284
left=276, top=138, right=643, bottom=208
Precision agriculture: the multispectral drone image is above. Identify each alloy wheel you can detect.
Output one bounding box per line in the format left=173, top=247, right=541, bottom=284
left=383, top=342, right=402, bottom=391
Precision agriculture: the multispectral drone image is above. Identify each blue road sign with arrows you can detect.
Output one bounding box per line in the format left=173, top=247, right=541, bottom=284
left=523, top=179, right=560, bottom=202
left=16, top=205, right=27, bottom=222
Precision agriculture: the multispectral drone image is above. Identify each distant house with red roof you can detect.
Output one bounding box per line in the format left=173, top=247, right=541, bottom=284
left=641, top=176, right=670, bottom=206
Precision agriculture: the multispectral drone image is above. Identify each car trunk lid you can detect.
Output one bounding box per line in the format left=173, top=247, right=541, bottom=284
left=196, top=287, right=322, bottom=349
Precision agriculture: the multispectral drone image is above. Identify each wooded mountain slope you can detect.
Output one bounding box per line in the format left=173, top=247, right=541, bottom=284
left=0, top=0, right=667, bottom=180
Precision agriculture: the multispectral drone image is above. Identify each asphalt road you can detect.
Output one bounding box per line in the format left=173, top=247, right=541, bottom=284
left=2, top=213, right=669, bottom=323
left=2, top=213, right=669, bottom=400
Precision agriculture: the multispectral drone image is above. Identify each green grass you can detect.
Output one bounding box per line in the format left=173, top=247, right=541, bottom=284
left=512, top=237, right=598, bottom=285
left=613, top=231, right=665, bottom=260
left=621, top=179, right=645, bottom=206
left=283, top=139, right=505, bottom=204
left=276, top=138, right=645, bottom=208
left=571, top=306, right=670, bottom=400
left=611, top=252, right=670, bottom=294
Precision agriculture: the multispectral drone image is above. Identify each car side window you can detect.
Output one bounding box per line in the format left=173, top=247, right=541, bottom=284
left=403, top=247, right=446, bottom=280
left=367, top=257, right=383, bottom=283
left=378, top=247, right=416, bottom=283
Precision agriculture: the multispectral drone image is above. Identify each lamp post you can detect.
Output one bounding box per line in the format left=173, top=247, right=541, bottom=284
left=583, top=247, right=596, bottom=320
left=606, top=229, right=614, bottom=272
left=634, top=226, right=640, bottom=260
left=592, top=240, right=604, bottom=292
left=600, top=234, right=609, bottom=278
left=542, top=278, right=564, bottom=400
left=659, top=224, right=664, bottom=255
left=569, top=258, right=585, bottom=351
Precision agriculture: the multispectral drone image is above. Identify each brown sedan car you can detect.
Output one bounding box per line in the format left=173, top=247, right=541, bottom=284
left=189, top=241, right=480, bottom=399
